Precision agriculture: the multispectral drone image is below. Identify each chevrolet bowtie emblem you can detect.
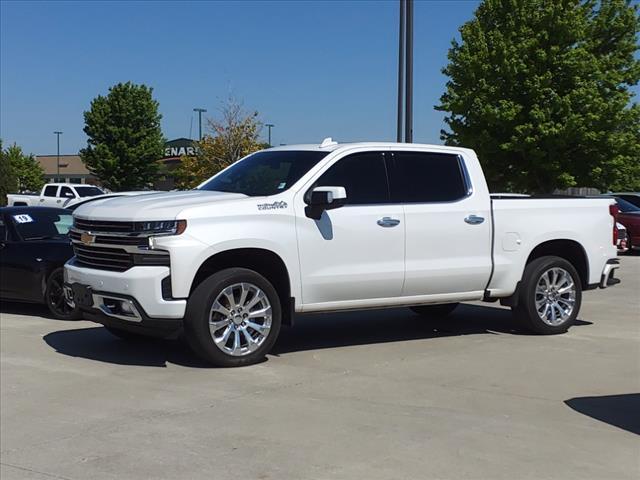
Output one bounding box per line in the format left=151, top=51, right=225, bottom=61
left=80, top=232, right=96, bottom=245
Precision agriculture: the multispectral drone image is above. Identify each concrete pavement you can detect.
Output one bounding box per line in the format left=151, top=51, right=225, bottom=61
left=1, top=256, right=639, bottom=479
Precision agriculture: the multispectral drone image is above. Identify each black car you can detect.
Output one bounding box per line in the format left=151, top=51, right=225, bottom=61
left=0, top=206, right=81, bottom=319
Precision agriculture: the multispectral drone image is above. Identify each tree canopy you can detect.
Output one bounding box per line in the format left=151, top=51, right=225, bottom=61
left=0, top=140, right=18, bottom=205
left=174, top=97, right=266, bottom=189
left=80, top=82, right=164, bottom=191
left=3, top=142, right=44, bottom=193
left=437, top=0, right=640, bottom=193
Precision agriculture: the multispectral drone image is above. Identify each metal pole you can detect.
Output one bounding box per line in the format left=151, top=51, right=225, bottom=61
left=397, top=0, right=405, bottom=143
left=266, top=124, right=274, bottom=146
left=404, top=0, right=414, bottom=143
left=193, top=108, right=207, bottom=140
left=54, top=131, right=62, bottom=177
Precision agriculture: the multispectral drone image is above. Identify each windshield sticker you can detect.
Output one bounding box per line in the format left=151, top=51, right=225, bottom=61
left=277, top=182, right=286, bottom=190
left=13, top=214, right=34, bottom=224
left=257, top=201, right=288, bottom=211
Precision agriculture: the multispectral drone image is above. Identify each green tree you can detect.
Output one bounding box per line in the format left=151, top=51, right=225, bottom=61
left=0, top=140, right=18, bottom=205
left=4, top=142, right=44, bottom=193
left=437, top=0, right=640, bottom=193
left=174, top=97, right=265, bottom=189
left=80, top=82, right=164, bottom=190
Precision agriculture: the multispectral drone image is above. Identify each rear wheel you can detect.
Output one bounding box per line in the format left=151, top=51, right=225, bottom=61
left=46, top=268, right=82, bottom=320
left=410, top=303, right=459, bottom=318
left=513, top=256, right=582, bottom=334
left=184, top=268, right=282, bottom=367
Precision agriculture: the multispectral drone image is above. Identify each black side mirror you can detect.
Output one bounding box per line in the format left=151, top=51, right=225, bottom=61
left=305, top=186, right=347, bottom=220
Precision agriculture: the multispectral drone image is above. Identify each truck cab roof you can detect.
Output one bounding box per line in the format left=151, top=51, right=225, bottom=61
left=266, top=139, right=475, bottom=156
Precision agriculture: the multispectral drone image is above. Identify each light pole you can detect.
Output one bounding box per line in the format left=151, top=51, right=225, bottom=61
left=193, top=108, right=207, bottom=140
left=404, top=0, right=414, bottom=143
left=54, top=131, right=63, bottom=177
left=397, top=0, right=414, bottom=143
left=397, top=0, right=405, bottom=142
left=265, top=123, right=275, bottom=146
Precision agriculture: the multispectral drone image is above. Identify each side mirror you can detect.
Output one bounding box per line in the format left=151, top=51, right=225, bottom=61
left=305, top=186, right=347, bottom=219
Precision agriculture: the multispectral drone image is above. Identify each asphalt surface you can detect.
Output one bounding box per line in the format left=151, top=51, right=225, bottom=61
left=1, top=256, right=639, bottom=480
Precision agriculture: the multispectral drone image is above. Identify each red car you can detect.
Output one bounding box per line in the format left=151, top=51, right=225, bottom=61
left=613, top=197, right=640, bottom=252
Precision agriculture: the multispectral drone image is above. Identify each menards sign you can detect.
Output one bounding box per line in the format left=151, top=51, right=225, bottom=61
left=163, top=138, right=197, bottom=159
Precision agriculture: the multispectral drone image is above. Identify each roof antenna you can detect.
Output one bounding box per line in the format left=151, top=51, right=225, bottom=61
left=319, top=137, right=338, bottom=148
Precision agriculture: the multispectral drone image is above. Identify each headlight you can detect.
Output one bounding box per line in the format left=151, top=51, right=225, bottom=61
left=137, top=219, right=187, bottom=235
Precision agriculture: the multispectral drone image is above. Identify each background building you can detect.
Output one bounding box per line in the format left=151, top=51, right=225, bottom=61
left=36, top=138, right=197, bottom=190
left=35, top=154, right=98, bottom=185
left=155, top=138, right=197, bottom=190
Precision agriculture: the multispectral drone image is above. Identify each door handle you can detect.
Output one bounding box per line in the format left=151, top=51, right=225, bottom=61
left=377, top=217, right=401, bottom=228
left=39, top=198, right=45, bottom=202
left=464, top=215, right=485, bottom=225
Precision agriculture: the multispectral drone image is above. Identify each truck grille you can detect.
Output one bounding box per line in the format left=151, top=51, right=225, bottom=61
left=73, top=244, right=133, bottom=271
left=72, top=243, right=170, bottom=272
left=69, top=229, right=147, bottom=246
left=74, top=218, right=136, bottom=233
left=71, top=219, right=171, bottom=272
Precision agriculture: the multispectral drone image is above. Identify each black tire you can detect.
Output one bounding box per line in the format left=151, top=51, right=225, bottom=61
left=45, top=268, right=82, bottom=320
left=513, top=256, right=582, bottom=334
left=410, top=303, right=459, bottom=318
left=184, top=268, right=282, bottom=367
left=104, top=326, right=150, bottom=342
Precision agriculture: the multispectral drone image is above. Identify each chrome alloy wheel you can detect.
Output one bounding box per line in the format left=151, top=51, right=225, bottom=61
left=208, top=282, right=272, bottom=357
left=534, top=267, right=576, bottom=326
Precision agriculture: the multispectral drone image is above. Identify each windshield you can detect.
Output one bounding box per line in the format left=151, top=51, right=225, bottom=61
left=10, top=210, right=73, bottom=240
left=75, top=186, right=105, bottom=197
left=615, top=197, right=640, bottom=213
left=198, top=150, right=329, bottom=196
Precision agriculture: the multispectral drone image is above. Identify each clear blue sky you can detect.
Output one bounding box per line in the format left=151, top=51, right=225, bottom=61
left=1, top=0, right=480, bottom=155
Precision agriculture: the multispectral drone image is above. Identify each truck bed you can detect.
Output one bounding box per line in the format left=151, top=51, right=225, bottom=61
left=487, top=196, right=616, bottom=296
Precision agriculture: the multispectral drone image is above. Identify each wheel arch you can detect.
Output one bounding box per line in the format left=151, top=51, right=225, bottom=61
left=189, top=248, right=294, bottom=326
left=525, top=239, right=589, bottom=289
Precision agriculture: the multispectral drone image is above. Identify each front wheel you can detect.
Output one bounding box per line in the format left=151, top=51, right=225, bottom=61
left=46, top=268, right=82, bottom=320
left=513, top=256, right=582, bottom=334
left=184, top=268, right=282, bottom=367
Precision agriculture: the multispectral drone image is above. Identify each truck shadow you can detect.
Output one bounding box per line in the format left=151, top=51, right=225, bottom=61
left=565, top=394, right=640, bottom=435
left=0, top=301, right=61, bottom=321
left=40, top=303, right=592, bottom=368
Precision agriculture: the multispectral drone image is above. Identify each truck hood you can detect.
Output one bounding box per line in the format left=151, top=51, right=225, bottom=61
left=73, top=190, right=248, bottom=221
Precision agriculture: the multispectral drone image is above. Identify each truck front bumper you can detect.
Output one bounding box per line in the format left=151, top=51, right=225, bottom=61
left=64, top=259, right=187, bottom=336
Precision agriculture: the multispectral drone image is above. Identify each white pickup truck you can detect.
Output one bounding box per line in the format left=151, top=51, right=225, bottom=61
left=8, top=183, right=105, bottom=208
left=64, top=140, right=621, bottom=367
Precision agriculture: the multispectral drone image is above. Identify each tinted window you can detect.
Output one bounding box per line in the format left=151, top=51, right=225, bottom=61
left=43, top=186, right=58, bottom=197
left=314, top=152, right=389, bottom=205
left=616, top=195, right=640, bottom=208
left=9, top=210, right=72, bottom=240
left=60, top=186, right=75, bottom=198
left=615, top=197, right=640, bottom=213
left=75, top=186, right=104, bottom=197
left=393, top=152, right=467, bottom=202
left=0, top=218, right=6, bottom=241
left=200, top=150, right=329, bottom=196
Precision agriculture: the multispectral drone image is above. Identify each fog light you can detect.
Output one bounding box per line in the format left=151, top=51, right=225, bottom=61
left=120, top=301, right=135, bottom=315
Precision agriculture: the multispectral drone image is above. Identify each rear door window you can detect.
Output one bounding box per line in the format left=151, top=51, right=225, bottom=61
left=391, top=152, right=468, bottom=203
left=60, top=186, right=75, bottom=198
left=313, top=152, right=390, bottom=205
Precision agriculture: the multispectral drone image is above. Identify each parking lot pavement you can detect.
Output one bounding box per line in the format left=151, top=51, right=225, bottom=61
left=1, top=257, right=638, bottom=480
